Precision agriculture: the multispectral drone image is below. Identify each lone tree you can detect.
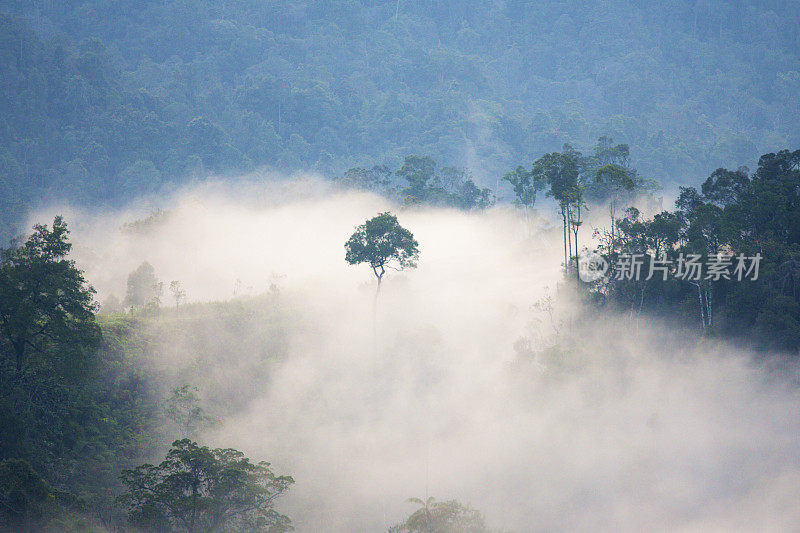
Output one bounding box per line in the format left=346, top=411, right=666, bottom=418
left=118, top=439, right=293, bottom=533
left=344, top=212, right=419, bottom=298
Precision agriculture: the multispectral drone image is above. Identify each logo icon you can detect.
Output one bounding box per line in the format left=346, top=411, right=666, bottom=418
left=578, top=251, right=609, bottom=282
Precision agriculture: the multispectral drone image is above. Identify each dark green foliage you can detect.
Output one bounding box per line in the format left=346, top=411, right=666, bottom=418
left=0, top=219, right=161, bottom=529
left=0, top=216, right=99, bottom=375
left=2, top=1, right=799, bottom=240
left=0, top=458, right=81, bottom=531
left=165, top=385, right=217, bottom=438
left=345, top=212, right=419, bottom=285
left=337, top=156, right=494, bottom=210
left=592, top=149, right=800, bottom=352
left=118, top=439, right=293, bottom=533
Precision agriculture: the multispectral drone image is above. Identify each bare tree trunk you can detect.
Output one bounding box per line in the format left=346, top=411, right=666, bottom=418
left=609, top=199, right=615, bottom=248
left=372, top=267, right=384, bottom=356
left=574, top=226, right=580, bottom=282
left=566, top=205, right=573, bottom=275
left=639, top=280, right=647, bottom=315
left=694, top=282, right=706, bottom=333
left=562, top=207, right=568, bottom=276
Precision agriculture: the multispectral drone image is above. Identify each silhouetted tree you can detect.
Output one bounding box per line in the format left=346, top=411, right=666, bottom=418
left=345, top=212, right=419, bottom=299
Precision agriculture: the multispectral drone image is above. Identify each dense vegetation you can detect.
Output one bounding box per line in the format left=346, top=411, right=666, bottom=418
left=500, top=145, right=800, bottom=353
left=2, top=0, right=800, bottom=240
left=593, top=149, right=800, bottom=351
left=0, top=219, right=299, bottom=530
left=118, top=439, right=294, bottom=532
left=0, top=220, right=159, bottom=529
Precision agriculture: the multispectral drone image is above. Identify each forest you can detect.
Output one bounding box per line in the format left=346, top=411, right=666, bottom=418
left=1, top=0, right=800, bottom=239
left=2, top=1, right=800, bottom=532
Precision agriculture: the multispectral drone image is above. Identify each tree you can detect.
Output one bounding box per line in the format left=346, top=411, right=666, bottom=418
left=530, top=147, right=583, bottom=277
left=124, top=261, right=163, bottom=310
left=165, top=384, right=216, bottom=438
left=335, top=165, right=394, bottom=194
left=700, top=167, right=750, bottom=207
left=502, top=165, right=545, bottom=209
left=345, top=212, right=420, bottom=298
left=389, top=497, right=492, bottom=533
left=170, top=280, right=187, bottom=307
left=593, top=163, right=636, bottom=244
left=593, top=136, right=630, bottom=167
left=345, top=212, right=419, bottom=351
left=0, top=458, right=77, bottom=530
left=118, top=439, right=293, bottom=533
left=0, top=216, right=99, bottom=376
left=397, top=155, right=438, bottom=203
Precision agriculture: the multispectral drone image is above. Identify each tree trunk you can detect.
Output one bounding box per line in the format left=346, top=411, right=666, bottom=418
left=373, top=269, right=384, bottom=356
left=609, top=199, right=615, bottom=248
left=566, top=205, right=573, bottom=275
left=561, top=207, right=568, bottom=275
left=573, top=203, right=581, bottom=282
left=695, top=282, right=706, bottom=333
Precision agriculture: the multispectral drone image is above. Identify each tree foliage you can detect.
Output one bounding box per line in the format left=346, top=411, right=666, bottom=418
left=118, top=439, right=293, bottom=533
left=338, top=156, right=494, bottom=210
left=0, top=218, right=160, bottom=530
left=591, top=149, right=800, bottom=351
left=345, top=212, right=419, bottom=286
left=124, top=261, right=163, bottom=310
left=4, top=1, right=797, bottom=240
left=165, top=384, right=217, bottom=438
left=0, top=216, right=99, bottom=375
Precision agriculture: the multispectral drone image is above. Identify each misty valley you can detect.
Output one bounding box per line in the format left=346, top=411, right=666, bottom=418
left=2, top=1, right=800, bottom=532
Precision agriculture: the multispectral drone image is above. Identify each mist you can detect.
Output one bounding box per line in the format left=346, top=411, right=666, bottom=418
left=42, top=177, right=800, bottom=532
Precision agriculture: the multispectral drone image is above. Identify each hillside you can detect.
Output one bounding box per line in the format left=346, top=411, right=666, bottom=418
left=1, top=0, right=799, bottom=239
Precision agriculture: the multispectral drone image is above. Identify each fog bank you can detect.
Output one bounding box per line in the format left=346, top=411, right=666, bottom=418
left=42, top=178, right=800, bottom=532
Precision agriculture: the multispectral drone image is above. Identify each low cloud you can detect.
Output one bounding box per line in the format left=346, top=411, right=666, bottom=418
left=37, top=176, right=800, bottom=532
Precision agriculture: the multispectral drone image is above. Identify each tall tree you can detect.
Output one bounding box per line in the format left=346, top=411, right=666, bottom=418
left=502, top=165, right=544, bottom=209
left=345, top=212, right=419, bottom=350
left=593, top=163, right=636, bottom=244
left=345, top=212, right=420, bottom=300
left=530, top=147, right=582, bottom=276
left=0, top=216, right=99, bottom=376
left=397, top=155, right=438, bottom=204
